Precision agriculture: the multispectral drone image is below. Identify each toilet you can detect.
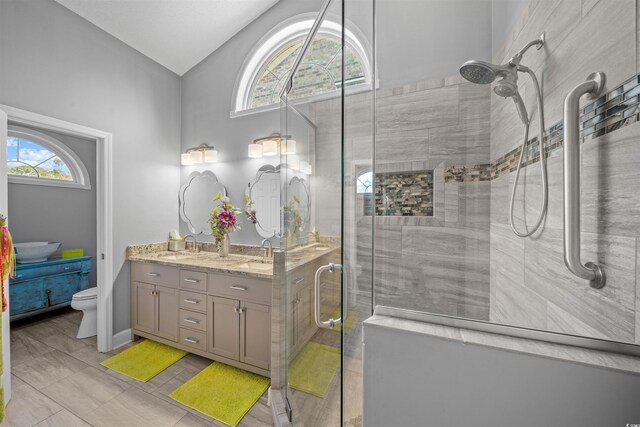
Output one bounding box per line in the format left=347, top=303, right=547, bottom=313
left=71, top=287, right=98, bottom=339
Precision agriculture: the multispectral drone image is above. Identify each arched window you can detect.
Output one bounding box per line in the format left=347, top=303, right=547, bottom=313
left=7, top=126, right=91, bottom=190
left=232, top=14, right=372, bottom=115
left=356, top=171, right=373, bottom=194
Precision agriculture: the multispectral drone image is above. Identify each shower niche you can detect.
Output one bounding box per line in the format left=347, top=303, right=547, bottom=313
left=375, top=170, right=434, bottom=217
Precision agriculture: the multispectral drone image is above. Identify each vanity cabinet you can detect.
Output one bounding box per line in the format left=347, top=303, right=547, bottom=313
left=131, top=261, right=272, bottom=377
left=131, top=281, right=179, bottom=342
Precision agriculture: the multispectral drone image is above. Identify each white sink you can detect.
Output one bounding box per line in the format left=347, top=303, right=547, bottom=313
left=14, top=242, right=61, bottom=263
left=235, top=262, right=273, bottom=272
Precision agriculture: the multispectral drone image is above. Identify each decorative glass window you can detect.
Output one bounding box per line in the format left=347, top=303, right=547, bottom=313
left=233, top=15, right=372, bottom=114
left=6, top=126, right=91, bottom=190
left=356, top=171, right=373, bottom=194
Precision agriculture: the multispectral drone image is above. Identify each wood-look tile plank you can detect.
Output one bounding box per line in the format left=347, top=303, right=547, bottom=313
left=0, top=376, right=62, bottom=427
left=83, top=387, right=187, bottom=427
left=12, top=349, right=88, bottom=390
left=41, top=366, right=130, bottom=416
left=34, top=409, right=91, bottom=427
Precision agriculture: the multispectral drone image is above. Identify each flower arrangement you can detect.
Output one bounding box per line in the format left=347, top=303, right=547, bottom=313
left=245, top=195, right=257, bottom=225
left=209, top=192, right=241, bottom=253
left=283, top=195, right=302, bottom=241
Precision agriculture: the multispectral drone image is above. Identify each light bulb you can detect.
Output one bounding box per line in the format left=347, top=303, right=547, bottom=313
left=181, top=153, right=193, bottom=166
left=189, top=150, right=203, bottom=164
left=263, top=139, right=278, bottom=156
left=248, top=143, right=263, bottom=158
left=284, top=139, right=296, bottom=155
left=204, top=149, right=218, bottom=163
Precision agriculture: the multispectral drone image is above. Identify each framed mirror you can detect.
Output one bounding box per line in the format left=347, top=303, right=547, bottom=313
left=179, top=171, right=226, bottom=235
left=246, top=165, right=281, bottom=238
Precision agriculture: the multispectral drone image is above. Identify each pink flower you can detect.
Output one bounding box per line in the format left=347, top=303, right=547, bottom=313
left=217, top=210, right=237, bottom=228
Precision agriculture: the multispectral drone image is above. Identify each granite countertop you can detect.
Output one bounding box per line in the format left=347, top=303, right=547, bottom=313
left=128, top=248, right=274, bottom=279
left=126, top=240, right=341, bottom=279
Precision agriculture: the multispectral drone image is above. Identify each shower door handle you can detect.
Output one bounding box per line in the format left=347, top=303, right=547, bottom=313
left=314, top=263, right=344, bottom=329
left=563, top=72, right=606, bottom=289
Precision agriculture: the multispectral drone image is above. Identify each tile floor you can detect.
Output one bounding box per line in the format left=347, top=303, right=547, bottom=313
left=3, top=308, right=273, bottom=427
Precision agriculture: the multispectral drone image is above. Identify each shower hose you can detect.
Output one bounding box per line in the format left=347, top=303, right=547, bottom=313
left=508, top=68, right=548, bottom=237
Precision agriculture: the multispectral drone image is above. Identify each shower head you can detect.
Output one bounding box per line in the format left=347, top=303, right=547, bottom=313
left=459, top=60, right=510, bottom=84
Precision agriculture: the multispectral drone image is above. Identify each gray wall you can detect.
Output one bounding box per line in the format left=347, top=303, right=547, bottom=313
left=491, top=0, right=529, bottom=54
left=363, top=320, right=640, bottom=427
left=8, top=126, right=97, bottom=286
left=489, top=0, right=640, bottom=345
left=0, top=0, right=182, bottom=334
left=180, top=0, right=324, bottom=247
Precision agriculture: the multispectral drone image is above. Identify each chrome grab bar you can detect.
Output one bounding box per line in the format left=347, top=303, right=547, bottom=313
left=563, top=72, right=606, bottom=289
left=314, top=263, right=345, bottom=329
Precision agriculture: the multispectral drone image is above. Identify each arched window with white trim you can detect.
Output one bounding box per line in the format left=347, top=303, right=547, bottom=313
left=7, top=126, right=91, bottom=190
left=233, top=14, right=372, bottom=115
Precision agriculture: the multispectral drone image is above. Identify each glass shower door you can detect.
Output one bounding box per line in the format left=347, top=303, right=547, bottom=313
left=277, top=0, right=373, bottom=425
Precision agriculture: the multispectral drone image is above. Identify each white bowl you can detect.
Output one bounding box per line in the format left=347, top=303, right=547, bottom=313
left=14, top=242, right=61, bottom=263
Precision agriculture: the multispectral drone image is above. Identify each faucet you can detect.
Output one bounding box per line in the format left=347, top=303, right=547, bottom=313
left=306, top=230, right=319, bottom=244
left=261, top=239, right=273, bottom=258
left=184, top=234, right=199, bottom=253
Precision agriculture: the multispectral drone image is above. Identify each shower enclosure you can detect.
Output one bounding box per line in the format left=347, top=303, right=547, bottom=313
left=277, top=0, right=640, bottom=425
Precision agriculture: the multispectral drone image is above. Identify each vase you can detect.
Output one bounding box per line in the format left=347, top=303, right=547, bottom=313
left=218, top=237, right=230, bottom=257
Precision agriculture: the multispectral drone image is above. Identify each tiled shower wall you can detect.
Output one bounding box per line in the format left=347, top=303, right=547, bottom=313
left=312, top=75, right=493, bottom=319
left=490, top=0, right=640, bottom=345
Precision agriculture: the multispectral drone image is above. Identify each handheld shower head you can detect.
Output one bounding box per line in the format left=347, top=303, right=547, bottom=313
left=459, top=60, right=510, bottom=84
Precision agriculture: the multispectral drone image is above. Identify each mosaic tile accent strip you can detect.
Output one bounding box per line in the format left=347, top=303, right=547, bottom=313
left=375, top=171, right=433, bottom=216
left=445, top=73, right=640, bottom=183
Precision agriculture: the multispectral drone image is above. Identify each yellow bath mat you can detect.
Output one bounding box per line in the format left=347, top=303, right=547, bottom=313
left=330, top=306, right=358, bottom=334
left=289, top=342, right=340, bottom=398
left=101, top=340, right=187, bottom=382
left=170, top=363, right=270, bottom=427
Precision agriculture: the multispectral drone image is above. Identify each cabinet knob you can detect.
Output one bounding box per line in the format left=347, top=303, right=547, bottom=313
left=229, top=285, right=248, bottom=291
left=184, top=337, right=199, bottom=344
left=184, top=318, right=199, bottom=324
left=147, top=272, right=160, bottom=277
left=183, top=298, right=199, bottom=304
left=183, top=278, right=200, bottom=283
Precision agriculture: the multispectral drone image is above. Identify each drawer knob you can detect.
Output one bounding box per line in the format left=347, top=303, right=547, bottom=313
left=184, top=318, right=199, bottom=324
left=184, top=278, right=200, bottom=283
left=147, top=272, right=160, bottom=277
left=183, top=298, right=200, bottom=304
left=184, top=337, right=199, bottom=344
left=229, top=285, right=248, bottom=291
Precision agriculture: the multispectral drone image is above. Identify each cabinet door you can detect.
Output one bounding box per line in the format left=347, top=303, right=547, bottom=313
left=46, top=272, right=81, bottom=306
left=208, top=296, right=240, bottom=360
left=296, top=284, right=313, bottom=344
left=132, top=281, right=155, bottom=335
left=156, top=285, right=179, bottom=342
left=240, top=301, right=271, bottom=370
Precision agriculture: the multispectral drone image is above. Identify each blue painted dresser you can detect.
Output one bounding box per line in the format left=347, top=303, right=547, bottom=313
left=9, top=256, right=92, bottom=321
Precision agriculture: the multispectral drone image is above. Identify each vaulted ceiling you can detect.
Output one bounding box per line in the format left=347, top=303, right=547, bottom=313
left=54, top=0, right=281, bottom=75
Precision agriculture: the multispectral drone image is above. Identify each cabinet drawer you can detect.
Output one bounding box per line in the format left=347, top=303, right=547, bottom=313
left=179, top=328, right=207, bottom=352
left=179, top=270, right=207, bottom=292
left=179, top=290, right=207, bottom=313
left=132, top=263, right=179, bottom=287
left=179, top=309, right=207, bottom=332
left=208, top=273, right=271, bottom=304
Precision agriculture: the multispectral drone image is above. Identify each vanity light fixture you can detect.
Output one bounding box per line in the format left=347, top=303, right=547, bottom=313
left=181, top=143, right=218, bottom=165
left=248, top=133, right=296, bottom=158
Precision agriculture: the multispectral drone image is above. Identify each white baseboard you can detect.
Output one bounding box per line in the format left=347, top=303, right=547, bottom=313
left=112, top=328, right=132, bottom=350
